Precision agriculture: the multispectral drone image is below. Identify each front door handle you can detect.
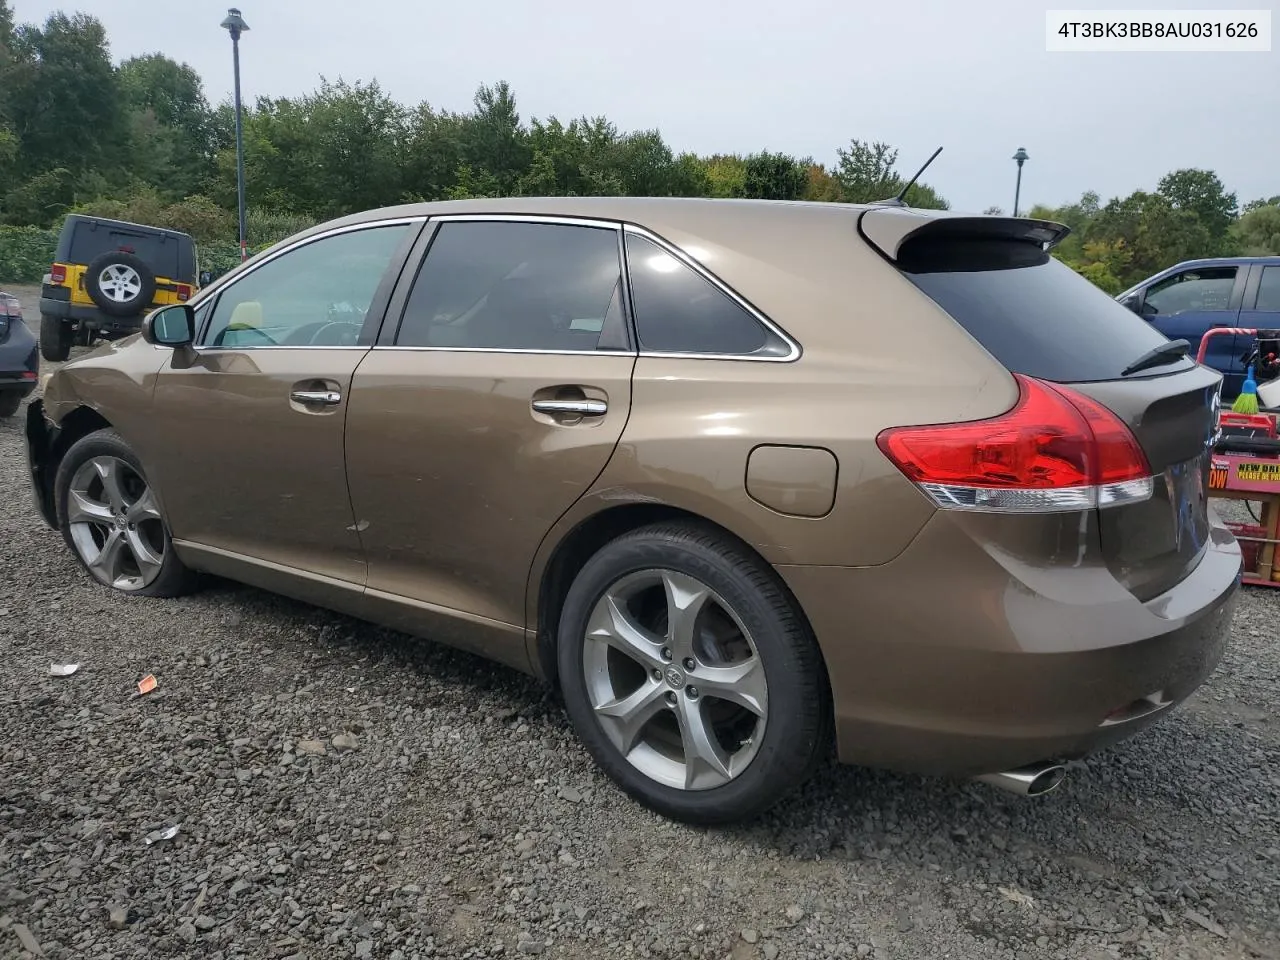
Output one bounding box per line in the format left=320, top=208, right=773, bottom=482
left=291, top=389, right=342, bottom=406
left=532, top=398, right=607, bottom=417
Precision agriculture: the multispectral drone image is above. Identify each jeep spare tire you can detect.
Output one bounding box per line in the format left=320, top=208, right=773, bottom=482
left=85, top=251, right=156, bottom=318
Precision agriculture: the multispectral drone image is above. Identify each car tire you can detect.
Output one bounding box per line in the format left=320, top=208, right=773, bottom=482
left=39, top=314, right=72, bottom=362
left=557, top=521, right=831, bottom=825
left=84, top=251, right=157, bottom=319
left=0, top=392, right=20, bottom=418
left=55, top=429, right=198, bottom=598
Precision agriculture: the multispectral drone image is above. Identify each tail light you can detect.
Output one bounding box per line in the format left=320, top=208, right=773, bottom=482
left=50, top=263, right=67, bottom=284
left=175, top=283, right=193, bottom=301
left=876, top=374, right=1153, bottom=514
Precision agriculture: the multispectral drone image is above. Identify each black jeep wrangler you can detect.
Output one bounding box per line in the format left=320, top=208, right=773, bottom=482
left=39, top=215, right=199, bottom=362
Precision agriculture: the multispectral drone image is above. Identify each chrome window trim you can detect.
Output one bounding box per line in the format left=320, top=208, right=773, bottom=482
left=188, top=215, right=427, bottom=308
left=428, top=213, right=623, bottom=231
left=184, top=211, right=803, bottom=363
left=378, top=213, right=801, bottom=363
left=185, top=345, right=371, bottom=353
left=188, top=216, right=425, bottom=347
left=370, top=345, right=625, bottom=356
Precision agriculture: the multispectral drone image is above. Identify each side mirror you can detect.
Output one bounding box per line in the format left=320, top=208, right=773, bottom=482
left=1120, top=294, right=1142, bottom=314
left=142, top=304, right=195, bottom=347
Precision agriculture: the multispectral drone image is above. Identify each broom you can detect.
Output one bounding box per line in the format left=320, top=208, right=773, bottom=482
left=1232, top=364, right=1260, bottom=415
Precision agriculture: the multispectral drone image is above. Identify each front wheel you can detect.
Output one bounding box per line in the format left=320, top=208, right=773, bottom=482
left=54, top=429, right=197, bottom=598
left=39, top=314, right=72, bottom=362
left=557, top=522, right=831, bottom=825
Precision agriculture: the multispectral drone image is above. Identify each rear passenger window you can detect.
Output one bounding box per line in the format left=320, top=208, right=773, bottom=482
left=395, top=221, right=625, bottom=351
left=624, top=233, right=791, bottom=357
left=1144, top=266, right=1237, bottom=315
left=1256, top=266, right=1280, bottom=312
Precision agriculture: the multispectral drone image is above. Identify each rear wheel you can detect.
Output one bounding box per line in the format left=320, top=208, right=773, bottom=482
left=0, top=392, right=20, bottom=418
left=55, top=429, right=197, bottom=598
left=39, top=314, right=72, bottom=362
left=557, top=522, right=831, bottom=824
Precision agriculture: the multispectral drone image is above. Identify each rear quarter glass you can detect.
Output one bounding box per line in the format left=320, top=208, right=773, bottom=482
left=898, top=237, right=1195, bottom=384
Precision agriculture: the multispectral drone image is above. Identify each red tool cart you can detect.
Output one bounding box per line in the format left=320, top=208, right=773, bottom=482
left=1198, top=327, right=1280, bottom=587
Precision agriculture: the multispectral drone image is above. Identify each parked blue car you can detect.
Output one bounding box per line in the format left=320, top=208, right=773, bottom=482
left=1116, top=257, right=1280, bottom=398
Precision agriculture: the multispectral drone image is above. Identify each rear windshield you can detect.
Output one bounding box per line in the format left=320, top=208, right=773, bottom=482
left=898, top=237, right=1194, bottom=383
left=67, top=222, right=190, bottom=280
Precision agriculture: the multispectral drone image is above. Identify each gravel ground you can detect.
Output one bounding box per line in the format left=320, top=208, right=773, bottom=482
left=2, top=282, right=1278, bottom=960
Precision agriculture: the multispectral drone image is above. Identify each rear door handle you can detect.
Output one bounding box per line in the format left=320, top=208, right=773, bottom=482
left=532, top=399, right=607, bottom=417
left=291, top=389, right=342, bottom=406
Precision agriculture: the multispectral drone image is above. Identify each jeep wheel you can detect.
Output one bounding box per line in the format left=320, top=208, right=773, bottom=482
left=39, top=314, right=72, bottom=362
left=85, top=251, right=157, bottom=319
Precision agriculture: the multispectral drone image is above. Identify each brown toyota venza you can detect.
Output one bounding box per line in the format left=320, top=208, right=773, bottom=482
left=25, top=198, right=1241, bottom=823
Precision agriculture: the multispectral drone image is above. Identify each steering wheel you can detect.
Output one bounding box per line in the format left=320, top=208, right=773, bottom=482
left=217, top=325, right=275, bottom=347
left=308, top=321, right=361, bottom=347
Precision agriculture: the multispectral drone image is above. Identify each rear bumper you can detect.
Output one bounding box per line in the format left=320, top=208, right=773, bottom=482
left=40, top=295, right=140, bottom=336
left=1, top=328, right=39, bottom=393
left=778, top=507, right=1241, bottom=777
left=25, top=399, right=59, bottom=529
left=0, top=377, right=36, bottom=397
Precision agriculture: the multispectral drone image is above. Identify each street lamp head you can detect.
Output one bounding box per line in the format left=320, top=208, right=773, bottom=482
left=221, top=8, right=249, bottom=37
left=1012, top=147, right=1029, bottom=165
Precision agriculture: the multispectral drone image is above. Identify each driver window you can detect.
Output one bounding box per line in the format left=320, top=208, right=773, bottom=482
left=1144, top=266, right=1237, bottom=316
left=202, top=224, right=411, bottom=348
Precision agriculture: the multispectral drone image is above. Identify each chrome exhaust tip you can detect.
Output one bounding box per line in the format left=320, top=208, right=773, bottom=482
left=975, top=762, right=1067, bottom=797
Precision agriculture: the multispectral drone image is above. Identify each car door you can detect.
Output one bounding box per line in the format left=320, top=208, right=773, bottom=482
left=1140, top=264, right=1245, bottom=391
left=145, top=219, right=422, bottom=604
left=1239, top=263, right=1280, bottom=344
left=343, top=216, right=635, bottom=670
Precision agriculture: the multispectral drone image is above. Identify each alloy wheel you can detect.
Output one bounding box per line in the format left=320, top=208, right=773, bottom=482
left=582, top=569, right=768, bottom=791
left=98, top=264, right=143, bottom=303
left=66, top=456, right=166, bottom=591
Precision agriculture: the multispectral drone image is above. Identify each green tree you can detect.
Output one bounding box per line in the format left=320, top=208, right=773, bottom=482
left=402, top=104, right=467, bottom=201
left=740, top=151, right=807, bottom=201
left=6, top=12, right=124, bottom=181
left=214, top=79, right=408, bottom=218
left=704, top=154, right=747, bottom=198
left=0, top=1, right=17, bottom=195
left=118, top=53, right=214, bottom=197
left=833, top=139, right=947, bottom=208
left=461, top=81, right=530, bottom=195
left=1089, top=190, right=1211, bottom=285
left=1232, top=202, right=1280, bottom=256
left=1243, top=196, right=1280, bottom=214
left=834, top=140, right=899, bottom=202
left=802, top=164, right=843, bottom=202
left=1156, top=168, right=1237, bottom=252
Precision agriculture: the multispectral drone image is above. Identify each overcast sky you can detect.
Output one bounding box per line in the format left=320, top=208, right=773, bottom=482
left=12, top=0, right=1279, bottom=212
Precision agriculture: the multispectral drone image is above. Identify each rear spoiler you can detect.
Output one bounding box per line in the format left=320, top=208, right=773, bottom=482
left=857, top=207, right=1071, bottom=262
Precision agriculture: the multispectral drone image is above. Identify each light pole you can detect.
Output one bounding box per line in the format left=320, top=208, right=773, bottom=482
left=221, top=8, right=250, bottom=262
left=1012, top=146, right=1029, bottom=218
